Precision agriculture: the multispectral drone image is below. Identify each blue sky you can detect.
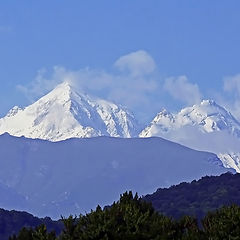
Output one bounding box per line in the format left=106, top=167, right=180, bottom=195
left=1, top=1, right=240, bottom=122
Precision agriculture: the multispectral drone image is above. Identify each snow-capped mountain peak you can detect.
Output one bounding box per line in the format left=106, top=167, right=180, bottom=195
left=0, top=82, right=139, bottom=141
left=140, top=99, right=240, bottom=137
left=140, top=100, right=240, bottom=172
left=6, top=106, right=23, bottom=117
left=153, top=108, right=174, bottom=124
left=179, top=99, right=240, bottom=134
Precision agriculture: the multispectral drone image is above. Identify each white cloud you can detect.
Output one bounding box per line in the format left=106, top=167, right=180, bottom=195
left=221, top=74, right=240, bottom=120
left=224, top=74, right=240, bottom=96
left=161, top=125, right=240, bottom=154
left=17, top=51, right=159, bottom=114
left=16, top=68, right=64, bottom=101
left=18, top=51, right=211, bottom=122
left=114, top=50, right=156, bottom=77
left=163, top=76, right=202, bottom=105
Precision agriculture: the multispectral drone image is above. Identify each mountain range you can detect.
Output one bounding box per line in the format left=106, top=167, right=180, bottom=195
left=0, top=82, right=139, bottom=141
left=2, top=172, right=240, bottom=240
left=0, top=133, right=227, bottom=219
left=0, top=82, right=239, bottom=172
left=0, top=82, right=239, bottom=219
left=140, top=100, right=240, bottom=172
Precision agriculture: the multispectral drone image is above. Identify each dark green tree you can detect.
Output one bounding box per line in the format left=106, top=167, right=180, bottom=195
left=202, top=204, right=240, bottom=240
left=176, top=215, right=205, bottom=240
left=9, top=225, right=56, bottom=240
left=60, top=191, right=177, bottom=240
left=9, top=227, right=33, bottom=240
left=9, top=190, right=240, bottom=240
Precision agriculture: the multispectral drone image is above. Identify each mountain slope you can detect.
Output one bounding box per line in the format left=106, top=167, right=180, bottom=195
left=0, top=82, right=139, bottom=141
left=0, top=208, right=63, bottom=240
left=0, top=133, right=229, bottom=219
left=144, top=172, right=240, bottom=220
left=2, top=173, right=240, bottom=240
left=140, top=100, right=240, bottom=137
left=140, top=100, right=240, bottom=172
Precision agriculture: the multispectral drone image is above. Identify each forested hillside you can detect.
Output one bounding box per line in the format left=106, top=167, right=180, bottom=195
left=3, top=173, right=240, bottom=239
left=144, top=172, right=240, bottom=219
left=0, top=209, right=63, bottom=240
left=10, top=191, right=240, bottom=240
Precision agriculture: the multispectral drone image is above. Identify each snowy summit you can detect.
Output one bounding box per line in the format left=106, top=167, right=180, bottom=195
left=140, top=100, right=240, bottom=137
left=0, top=82, right=139, bottom=141
left=140, top=100, right=240, bottom=172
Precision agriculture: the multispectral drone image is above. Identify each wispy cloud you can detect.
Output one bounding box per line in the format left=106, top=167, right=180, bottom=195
left=163, top=75, right=202, bottom=105
left=218, top=74, right=240, bottom=120
left=16, top=68, right=64, bottom=101
left=17, top=51, right=160, bottom=116
left=21, top=50, right=240, bottom=123
left=114, top=50, right=156, bottom=77
left=160, top=124, right=240, bottom=153
left=223, top=74, right=240, bottom=96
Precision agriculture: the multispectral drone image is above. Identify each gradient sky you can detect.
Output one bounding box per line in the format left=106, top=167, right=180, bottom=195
left=1, top=1, right=240, bottom=122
